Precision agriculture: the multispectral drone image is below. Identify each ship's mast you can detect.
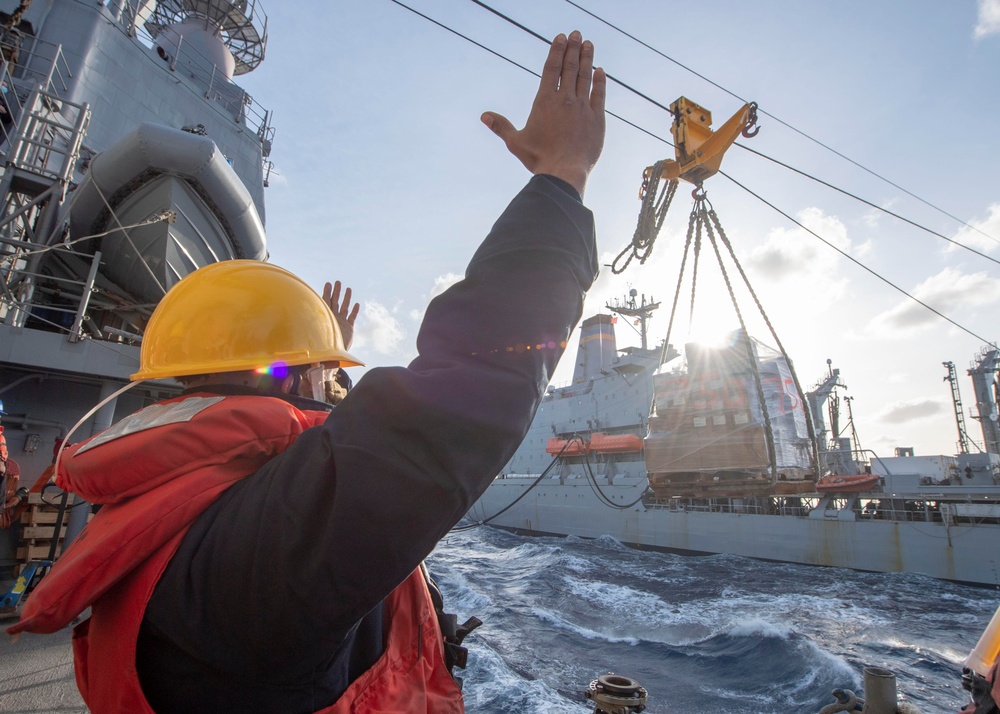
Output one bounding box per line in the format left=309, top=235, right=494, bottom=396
left=807, top=359, right=845, bottom=451
left=605, top=289, right=660, bottom=350
left=968, top=347, right=1000, bottom=455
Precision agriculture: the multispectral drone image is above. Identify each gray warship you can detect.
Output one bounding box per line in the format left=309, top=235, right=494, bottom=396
left=0, top=0, right=272, bottom=587
left=469, top=292, right=1000, bottom=587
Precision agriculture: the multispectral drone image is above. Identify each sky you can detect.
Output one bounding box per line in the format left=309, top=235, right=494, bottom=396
left=237, top=0, right=1000, bottom=459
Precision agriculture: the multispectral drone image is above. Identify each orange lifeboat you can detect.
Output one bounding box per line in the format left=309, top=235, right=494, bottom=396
left=588, top=432, right=643, bottom=454
left=815, top=473, right=880, bottom=493
left=545, top=437, right=587, bottom=457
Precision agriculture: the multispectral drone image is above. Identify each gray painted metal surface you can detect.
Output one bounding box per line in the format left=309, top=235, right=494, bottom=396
left=0, top=0, right=273, bottom=579
left=472, top=306, right=1000, bottom=587
left=471, top=477, right=999, bottom=586
left=70, top=122, right=267, bottom=301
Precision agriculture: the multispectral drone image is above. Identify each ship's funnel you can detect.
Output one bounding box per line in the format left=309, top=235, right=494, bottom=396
left=572, top=314, right=618, bottom=384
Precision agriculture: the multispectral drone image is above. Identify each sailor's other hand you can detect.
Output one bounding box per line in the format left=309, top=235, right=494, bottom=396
left=323, top=280, right=360, bottom=350
left=481, top=30, right=606, bottom=198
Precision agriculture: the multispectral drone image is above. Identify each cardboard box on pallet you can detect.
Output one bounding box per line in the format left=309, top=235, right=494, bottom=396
left=647, top=333, right=812, bottom=475
left=645, top=423, right=770, bottom=472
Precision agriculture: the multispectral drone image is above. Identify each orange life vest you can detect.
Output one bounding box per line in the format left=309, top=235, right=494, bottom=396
left=9, top=394, right=464, bottom=713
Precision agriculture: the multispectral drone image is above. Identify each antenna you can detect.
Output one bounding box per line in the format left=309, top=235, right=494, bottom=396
left=605, top=292, right=660, bottom=350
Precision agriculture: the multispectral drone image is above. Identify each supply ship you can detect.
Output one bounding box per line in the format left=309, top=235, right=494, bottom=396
left=469, top=292, right=1000, bottom=587
left=0, top=0, right=272, bottom=586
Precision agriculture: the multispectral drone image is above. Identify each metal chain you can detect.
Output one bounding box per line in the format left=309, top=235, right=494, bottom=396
left=659, top=200, right=701, bottom=369
left=612, top=161, right=677, bottom=274
left=688, top=206, right=703, bottom=331
left=707, top=206, right=821, bottom=475
left=700, top=199, right=778, bottom=482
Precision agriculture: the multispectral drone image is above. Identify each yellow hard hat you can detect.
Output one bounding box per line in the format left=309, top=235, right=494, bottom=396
left=132, top=260, right=363, bottom=381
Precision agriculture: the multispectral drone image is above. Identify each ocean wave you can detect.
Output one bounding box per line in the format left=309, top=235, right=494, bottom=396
left=561, top=575, right=666, bottom=612
left=429, top=526, right=985, bottom=713
left=559, top=554, right=596, bottom=574
left=459, top=639, right=590, bottom=714
left=533, top=608, right=641, bottom=646
left=728, top=617, right=795, bottom=640
left=427, top=565, right=493, bottom=613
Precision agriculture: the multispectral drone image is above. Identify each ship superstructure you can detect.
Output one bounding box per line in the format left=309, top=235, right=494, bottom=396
left=0, top=0, right=273, bottom=580
left=509, top=291, right=672, bottom=484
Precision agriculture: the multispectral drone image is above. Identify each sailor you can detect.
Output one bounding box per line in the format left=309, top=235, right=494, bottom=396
left=8, top=30, right=605, bottom=713
left=0, top=436, right=65, bottom=529
left=294, top=281, right=359, bottom=405
left=0, top=424, right=24, bottom=529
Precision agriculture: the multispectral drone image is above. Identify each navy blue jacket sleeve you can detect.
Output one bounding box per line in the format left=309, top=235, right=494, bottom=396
left=147, top=175, right=598, bottom=678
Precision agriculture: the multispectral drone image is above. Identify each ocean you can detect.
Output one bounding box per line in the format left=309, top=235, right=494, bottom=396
left=429, top=526, right=998, bottom=713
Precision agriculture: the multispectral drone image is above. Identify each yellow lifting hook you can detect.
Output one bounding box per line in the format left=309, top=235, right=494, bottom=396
left=642, top=97, right=759, bottom=193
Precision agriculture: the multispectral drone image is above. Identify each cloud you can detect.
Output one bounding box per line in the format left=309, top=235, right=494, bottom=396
left=861, top=197, right=900, bottom=229
left=876, top=399, right=944, bottom=424
left=407, top=272, right=465, bottom=324
left=746, top=207, right=852, bottom=280
left=429, top=272, right=463, bottom=300
left=741, top=207, right=853, bottom=312
left=854, top=239, right=874, bottom=260
left=975, top=0, right=1000, bottom=39
left=585, top=207, right=858, bottom=357
left=947, top=203, right=1000, bottom=253
left=866, top=267, right=1000, bottom=335
left=861, top=209, right=882, bottom=229
left=354, top=301, right=405, bottom=354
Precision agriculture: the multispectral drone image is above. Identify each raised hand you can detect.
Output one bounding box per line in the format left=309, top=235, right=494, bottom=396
left=323, top=280, right=360, bottom=350
left=480, top=30, right=606, bottom=197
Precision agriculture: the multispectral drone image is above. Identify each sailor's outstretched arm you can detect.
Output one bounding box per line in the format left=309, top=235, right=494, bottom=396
left=482, top=30, right=606, bottom=197
left=157, top=31, right=607, bottom=673
left=322, top=280, right=359, bottom=350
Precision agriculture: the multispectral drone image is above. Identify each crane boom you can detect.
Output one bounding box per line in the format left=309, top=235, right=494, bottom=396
left=944, top=360, right=971, bottom=454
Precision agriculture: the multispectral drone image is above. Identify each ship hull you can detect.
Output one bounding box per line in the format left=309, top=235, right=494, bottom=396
left=471, top=477, right=1000, bottom=587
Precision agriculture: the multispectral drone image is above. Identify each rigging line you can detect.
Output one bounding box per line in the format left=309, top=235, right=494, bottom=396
left=561, top=0, right=999, bottom=246
left=92, top=180, right=169, bottom=297
left=465, top=0, right=676, bottom=116
left=387, top=0, right=540, bottom=80
left=736, top=142, right=1000, bottom=263
left=564, top=0, right=744, bottom=103
left=386, top=0, right=671, bottom=146
left=581, top=453, right=648, bottom=509
left=719, top=169, right=995, bottom=347
left=450, top=436, right=584, bottom=531
left=9, top=213, right=175, bottom=259
left=700, top=201, right=779, bottom=481
left=705, top=199, right=821, bottom=473
left=393, top=0, right=989, bottom=270
left=387, top=0, right=997, bottom=335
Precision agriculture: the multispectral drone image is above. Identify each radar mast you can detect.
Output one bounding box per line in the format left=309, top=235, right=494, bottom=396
left=606, top=289, right=660, bottom=350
